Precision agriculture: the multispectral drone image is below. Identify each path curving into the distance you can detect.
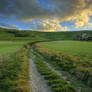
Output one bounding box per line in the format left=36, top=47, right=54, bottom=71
left=29, top=40, right=92, bottom=92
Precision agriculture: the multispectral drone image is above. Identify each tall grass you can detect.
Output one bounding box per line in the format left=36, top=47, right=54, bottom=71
left=0, top=44, right=30, bottom=92
left=33, top=51, right=77, bottom=92
left=33, top=43, right=92, bottom=87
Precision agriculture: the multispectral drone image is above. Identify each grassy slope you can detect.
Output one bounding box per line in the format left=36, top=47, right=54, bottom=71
left=38, top=31, right=92, bottom=40
left=0, top=28, right=92, bottom=92
left=0, top=28, right=92, bottom=41
left=40, top=41, right=92, bottom=58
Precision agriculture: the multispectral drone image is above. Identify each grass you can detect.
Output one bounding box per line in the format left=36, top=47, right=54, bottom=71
left=33, top=51, right=77, bottom=92
left=40, top=41, right=92, bottom=58
left=0, top=28, right=92, bottom=41
left=0, top=28, right=92, bottom=92
left=0, top=41, right=31, bottom=56
left=0, top=44, right=30, bottom=92
left=33, top=42, right=92, bottom=88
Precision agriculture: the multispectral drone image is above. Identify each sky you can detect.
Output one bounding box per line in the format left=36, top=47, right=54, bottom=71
left=0, top=0, right=92, bottom=31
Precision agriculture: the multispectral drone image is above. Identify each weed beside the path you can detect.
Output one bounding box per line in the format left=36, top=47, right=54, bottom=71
left=0, top=45, right=30, bottom=92
left=33, top=43, right=92, bottom=88
left=33, top=52, right=77, bottom=92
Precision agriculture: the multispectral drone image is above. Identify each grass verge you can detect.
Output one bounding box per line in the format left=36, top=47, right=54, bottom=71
left=0, top=44, right=30, bottom=92
left=0, top=41, right=32, bottom=56
left=33, top=43, right=92, bottom=88
left=33, top=51, right=77, bottom=92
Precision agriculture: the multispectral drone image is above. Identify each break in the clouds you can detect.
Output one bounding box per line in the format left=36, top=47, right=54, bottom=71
left=0, top=0, right=92, bottom=31
left=0, top=23, right=21, bottom=30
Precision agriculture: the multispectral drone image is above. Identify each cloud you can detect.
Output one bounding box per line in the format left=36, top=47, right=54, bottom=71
left=1, top=0, right=92, bottom=29
left=31, top=19, right=68, bottom=31
left=0, top=0, right=52, bottom=20
left=0, top=23, right=21, bottom=30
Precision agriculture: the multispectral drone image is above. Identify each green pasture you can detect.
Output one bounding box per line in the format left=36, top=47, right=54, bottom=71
left=0, top=41, right=30, bottom=56
left=40, top=41, right=92, bottom=58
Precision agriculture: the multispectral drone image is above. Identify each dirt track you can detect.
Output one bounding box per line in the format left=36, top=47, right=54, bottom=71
left=29, top=57, right=51, bottom=92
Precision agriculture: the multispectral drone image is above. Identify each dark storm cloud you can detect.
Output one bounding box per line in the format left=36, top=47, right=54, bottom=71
left=0, top=0, right=92, bottom=26
left=0, top=0, right=52, bottom=20
left=0, top=0, right=18, bottom=17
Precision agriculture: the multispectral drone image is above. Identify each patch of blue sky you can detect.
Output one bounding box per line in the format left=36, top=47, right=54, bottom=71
left=60, top=20, right=76, bottom=31
left=0, top=16, right=26, bottom=30
left=89, top=16, right=92, bottom=22
left=0, top=14, right=3, bottom=17
left=60, top=20, right=75, bottom=27
left=38, top=0, right=54, bottom=12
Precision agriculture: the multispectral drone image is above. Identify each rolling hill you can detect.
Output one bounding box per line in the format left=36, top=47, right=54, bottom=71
left=0, top=28, right=92, bottom=41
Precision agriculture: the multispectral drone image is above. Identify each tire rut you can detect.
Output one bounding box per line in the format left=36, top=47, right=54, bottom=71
left=32, top=49, right=92, bottom=92
left=29, top=53, right=52, bottom=92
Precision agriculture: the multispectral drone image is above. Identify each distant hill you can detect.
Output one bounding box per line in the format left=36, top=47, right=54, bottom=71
left=0, top=28, right=92, bottom=41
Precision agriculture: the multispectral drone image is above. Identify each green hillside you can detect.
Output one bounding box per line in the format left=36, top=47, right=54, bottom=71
left=0, top=28, right=92, bottom=40
left=0, top=28, right=92, bottom=92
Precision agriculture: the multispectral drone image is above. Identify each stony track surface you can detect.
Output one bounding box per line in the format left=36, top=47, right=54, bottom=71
left=35, top=50, right=92, bottom=92
left=29, top=57, right=51, bottom=92
left=30, top=48, right=92, bottom=92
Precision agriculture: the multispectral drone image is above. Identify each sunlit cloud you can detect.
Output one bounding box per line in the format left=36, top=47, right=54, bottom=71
left=0, top=0, right=92, bottom=31
left=30, top=19, right=68, bottom=31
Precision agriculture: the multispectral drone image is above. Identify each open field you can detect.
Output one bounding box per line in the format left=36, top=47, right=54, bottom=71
left=34, top=41, right=92, bottom=89
left=32, top=46, right=92, bottom=92
left=40, top=41, right=92, bottom=58
left=0, top=44, right=30, bottom=92
left=0, top=41, right=30, bottom=56
left=0, top=28, right=92, bottom=92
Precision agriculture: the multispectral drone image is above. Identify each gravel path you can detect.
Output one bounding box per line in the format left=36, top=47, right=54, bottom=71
left=35, top=51, right=68, bottom=81
left=29, top=53, right=51, bottom=92
left=34, top=50, right=92, bottom=92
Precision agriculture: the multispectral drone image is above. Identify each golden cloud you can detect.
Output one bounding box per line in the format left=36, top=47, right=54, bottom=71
left=1, top=0, right=92, bottom=30
left=40, top=19, right=68, bottom=31
left=31, top=19, right=68, bottom=31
